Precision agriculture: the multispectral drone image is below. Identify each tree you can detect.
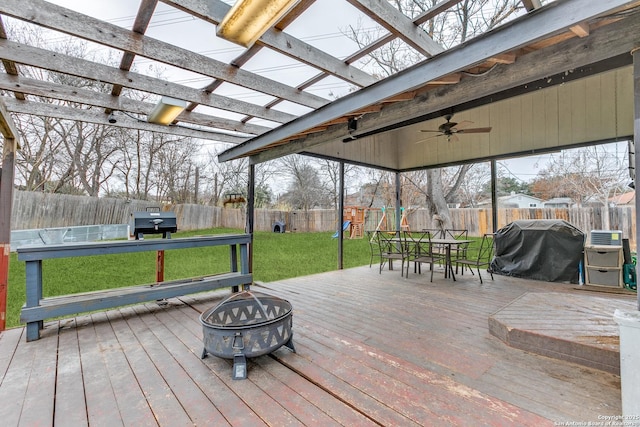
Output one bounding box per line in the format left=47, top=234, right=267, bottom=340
left=530, top=145, right=628, bottom=228
left=318, top=159, right=357, bottom=209
left=7, top=23, right=127, bottom=196
left=278, top=155, right=332, bottom=210
left=344, top=0, right=526, bottom=228
left=481, top=176, right=531, bottom=197
left=6, top=22, right=219, bottom=202
left=202, top=149, right=274, bottom=208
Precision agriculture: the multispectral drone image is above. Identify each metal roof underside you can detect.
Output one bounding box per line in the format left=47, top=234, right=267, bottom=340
left=1, top=0, right=639, bottom=172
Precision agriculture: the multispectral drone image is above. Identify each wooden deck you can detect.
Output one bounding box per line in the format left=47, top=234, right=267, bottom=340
left=0, top=265, right=634, bottom=426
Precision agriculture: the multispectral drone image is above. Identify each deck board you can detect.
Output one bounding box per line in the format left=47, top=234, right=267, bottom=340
left=54, top=319, right=89, bottom=427
left=0, top=266, right=632, bottom=425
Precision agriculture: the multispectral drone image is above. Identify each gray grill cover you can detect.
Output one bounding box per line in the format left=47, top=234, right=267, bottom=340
left=490, top=219, right=585, bottom=283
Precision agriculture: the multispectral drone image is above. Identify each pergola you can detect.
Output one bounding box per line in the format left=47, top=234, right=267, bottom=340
left=0, top=1, right=639, bottom=324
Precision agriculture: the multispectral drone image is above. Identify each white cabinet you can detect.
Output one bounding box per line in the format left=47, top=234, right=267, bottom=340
left=584, top=245, right=623, bottom=288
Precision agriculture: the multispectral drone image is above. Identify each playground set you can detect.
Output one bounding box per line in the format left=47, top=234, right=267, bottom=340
left=334, top=206, right=410, bottom=239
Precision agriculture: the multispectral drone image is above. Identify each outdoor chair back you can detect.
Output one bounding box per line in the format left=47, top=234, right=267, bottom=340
left=445, top=229, right=470, bottom=274
left=375, top=231, right=411, bottom=277
left=407, top=231, right=446, bottom=282
left=454, top=233, right=495, bottom=284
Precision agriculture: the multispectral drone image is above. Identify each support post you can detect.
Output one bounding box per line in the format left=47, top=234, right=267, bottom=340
left=156, top=250, right=164, bottom=282
left=338, top=161, right=345, bottom=270
left=0, top=99, right=19, bottom=332
left=490, top=160, right=498, bottom=233
left=244, top=162, right=255, bottom=291
left=395, top=172, right=401, bottom=232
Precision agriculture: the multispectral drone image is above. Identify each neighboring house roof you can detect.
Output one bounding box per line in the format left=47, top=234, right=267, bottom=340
left=476, top=193, right=543, bottom=207
left=499, top=193, right=543, bottom=203
left=609, top=191, right=635, bottom=205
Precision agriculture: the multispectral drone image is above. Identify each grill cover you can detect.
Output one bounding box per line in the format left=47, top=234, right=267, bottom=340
left=130, top=209, right=177, bottom=238
left=490, top=219, right=584, bottom=283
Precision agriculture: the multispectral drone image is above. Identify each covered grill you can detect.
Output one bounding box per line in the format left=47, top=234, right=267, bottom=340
left=200, top=290, right=295, bottom=380
left=129, top=208, right=177, bottom=239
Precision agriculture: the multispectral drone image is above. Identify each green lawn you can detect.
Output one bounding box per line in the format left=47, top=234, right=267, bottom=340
left=6, top=228, right=373, bottom=328
left=6, top=229, right=483, bottom=328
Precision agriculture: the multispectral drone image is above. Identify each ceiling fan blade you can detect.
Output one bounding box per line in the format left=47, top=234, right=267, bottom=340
left=452, top=120, right=474, bottom=129
left=449, top=134, right=459, bottom=143
left=456, top=127, right=492, bottom=134
left=420, top=129, right=441, bottom=133
left=416, top=133, right=444, bottom=144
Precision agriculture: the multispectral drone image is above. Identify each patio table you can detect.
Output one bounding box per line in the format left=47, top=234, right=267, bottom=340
left=430, top=238, right=473, bottom=281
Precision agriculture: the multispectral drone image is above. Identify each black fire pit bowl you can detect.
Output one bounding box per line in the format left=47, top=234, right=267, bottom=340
left=199, top=290, right=295, bottom=380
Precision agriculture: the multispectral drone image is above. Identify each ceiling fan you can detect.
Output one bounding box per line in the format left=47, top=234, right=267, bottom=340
left=418, top=114, right=492, bottom=142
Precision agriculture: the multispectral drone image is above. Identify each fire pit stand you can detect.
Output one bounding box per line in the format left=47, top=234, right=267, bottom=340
left=200, top=290, right=295, bottom=380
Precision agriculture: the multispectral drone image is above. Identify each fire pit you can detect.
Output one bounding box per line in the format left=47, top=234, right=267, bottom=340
left=199, top=290, right=295, bottom=379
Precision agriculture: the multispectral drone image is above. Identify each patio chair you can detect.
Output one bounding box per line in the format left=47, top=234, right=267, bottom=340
left=421, top=228, right=444, bottom=238
left=365, top=230, right=382, bottom=268
left=445, top=229, right=469, bottom=274
left=407, top=231, right=446, bottom=282
left=454, top=233, right=495, bottom=284
left=422, top=228, right=446, bottom=257
left=376, top=230, right=411, bottom=277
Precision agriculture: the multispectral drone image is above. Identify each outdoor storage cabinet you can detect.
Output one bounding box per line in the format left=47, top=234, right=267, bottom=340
left=584, top=245, right=624, bottom=288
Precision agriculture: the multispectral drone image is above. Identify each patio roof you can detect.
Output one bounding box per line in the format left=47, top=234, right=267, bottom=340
left=0, top=0, right=637, bottom=172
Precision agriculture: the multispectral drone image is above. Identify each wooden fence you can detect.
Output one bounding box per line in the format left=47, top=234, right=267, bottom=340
left=9, top=190, right=636, bottom=247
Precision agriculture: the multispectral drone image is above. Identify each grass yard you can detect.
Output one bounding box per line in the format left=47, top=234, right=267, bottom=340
left=5, top=227, right=374, bottom=328
left=6, top=228, right=483, bottom=328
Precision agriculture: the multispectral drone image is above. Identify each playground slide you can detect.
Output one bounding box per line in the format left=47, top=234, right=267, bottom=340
left=332, top=220, right=351, bottom=238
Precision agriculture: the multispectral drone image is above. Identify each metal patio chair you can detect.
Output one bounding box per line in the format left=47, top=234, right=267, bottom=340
left=376, top=230, right=411, bottom=277
left=407, top=231, right=446, bottom=282
left=445, top=229, right=469, bottom=274
left=454, top=233, right=495, bottom=284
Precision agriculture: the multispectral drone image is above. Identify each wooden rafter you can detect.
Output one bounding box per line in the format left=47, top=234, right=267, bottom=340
left=161, top=0, right=375, bottom=87
left=521, top=0, right=542, bottom=12
left=3, top=98, right=247, bottom=143
left=346, top=0, right=444, bottom=57
left=0, top=73, right=270, bottom=135
left=0, top=40, right=296, bottom=124
left=0, top=97, right=18, bottom=140
left=570, top=22, right=590, bottom=37
left=0, top=16, right=23, bottom=101
left=111, top=0, right=158, bottom=100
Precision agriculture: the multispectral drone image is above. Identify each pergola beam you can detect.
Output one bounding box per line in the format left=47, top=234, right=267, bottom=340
left=0, top=16, right=23, bottom=101
left=0, top=97, right=18, bottom=140
left=3, top=98, right=247, bottom=143
left=220, top=0, right=635, bottom=162
left=111, top=0, right=158, bottom=100
left=346, top=0, right=445, bottom=57
left=0, top=40, right=296, bottom=125
left=160, top=0, right=376, bottom=87
left=0, top=0, right=328, bottom=109
left=521, top=0, right=542, bottom=12
left=0, top=73, right=270, bottom=135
